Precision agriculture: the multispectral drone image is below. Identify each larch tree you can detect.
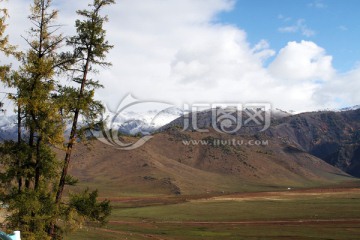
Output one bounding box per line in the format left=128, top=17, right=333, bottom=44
left=0, top=0, right=18, bottom=81
left=45, top=0, right=115, bottom=239
left=0, top=0, right=67, bottom=239
left=49, top=1, right=115, bottom=237
left=0, top=0, right=10, bottom=79
left=1, top=0, right=113, bottom=239
left=55, top=0, right=115, bottom=204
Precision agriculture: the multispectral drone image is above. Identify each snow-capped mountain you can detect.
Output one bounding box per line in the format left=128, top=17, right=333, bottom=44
left=271, top=108, right=294, bottom=118
left=102, top=107, right=183, bottom=135
left=339, top=105, right=360, bottom=112
left=0, top=115, right=18, bottom=141
left=0, top=107, right=301, bottom=141
left=0, top=107, right=184, bottom=141
left=2, top=105, right=358, bottom=141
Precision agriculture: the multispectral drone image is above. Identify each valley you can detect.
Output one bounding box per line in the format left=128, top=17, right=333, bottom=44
left=60, top=113, right=360, bottom=239
left=2, top=109, right=360, bottom=239
left=65, top=187, right=360, bottom=240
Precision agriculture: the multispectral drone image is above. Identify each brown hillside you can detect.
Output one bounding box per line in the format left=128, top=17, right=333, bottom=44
left=65, top=127, right=352, bottom=197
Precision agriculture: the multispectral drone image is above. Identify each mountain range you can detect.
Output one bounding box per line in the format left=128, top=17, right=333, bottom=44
left=1, top=106, right=359, bottom=197
left=0, top=107, right=183, bottom=141
left=164, top=107, right=360, bottom=177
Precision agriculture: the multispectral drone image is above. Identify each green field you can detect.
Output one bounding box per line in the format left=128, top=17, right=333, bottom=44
left=64, top=188, right=360, bottom=240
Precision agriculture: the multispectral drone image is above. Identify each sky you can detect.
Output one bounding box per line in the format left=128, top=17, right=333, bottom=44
left=1, top=0, right=360, bottom=113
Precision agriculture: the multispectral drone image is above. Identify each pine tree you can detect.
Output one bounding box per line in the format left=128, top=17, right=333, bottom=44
left=55, top=0, right=114, bottom=205
left=0, top=0, right=17, bottom=55
left=1, top=1, right=113, bottom=238
left=0, top=0, right=22, bottom=204
left=0, top=0, right=10, bottom=80
left=0, top=0, right=18, bottom=81
left=1, top=0, right=66, bottom=238
left=49, top=2, right=115, bottom=236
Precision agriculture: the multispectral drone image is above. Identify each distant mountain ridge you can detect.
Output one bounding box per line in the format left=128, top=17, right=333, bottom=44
left=1, top=106, right=360, bottom=178
left=0, top=115, right=18, bottom=141
left=0, top=107, right=183, bottom=140
left=338, top=105, right=360, bottom=112
left=267, top=109, right=360, bottom=176
left=163, top=107, right=360, bottom=177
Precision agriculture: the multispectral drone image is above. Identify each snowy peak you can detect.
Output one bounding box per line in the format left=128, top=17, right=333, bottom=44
left=103, top=107, right=183, bottom=135
left=0, top=115, right=18, bottom=141
left=339, top=105, right=360, bottom=112
left=0, top=107, right=184, bottom=141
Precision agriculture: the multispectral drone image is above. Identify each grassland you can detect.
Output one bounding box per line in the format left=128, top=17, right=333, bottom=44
left=64, top=187, right=360, bottom=240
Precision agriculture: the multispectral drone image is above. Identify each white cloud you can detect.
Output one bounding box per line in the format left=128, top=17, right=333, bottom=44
left=338, top=25, right=348, bottom=31
left=1, top=0, right=359, bottom=113
left=269, top=41, right=335, bottom=82
left=170, top=27, right=273, bottom=86
left=308, top=0, right=327, bottom=9
left=252, top=39, right=276, bottom=61
left=314, top=68, right=360, bottom=108
left=277, top=14, right=292, bottom=22
left=278, top=26, right=297, bottom=33
left=278, top=19, right=316, bottom=37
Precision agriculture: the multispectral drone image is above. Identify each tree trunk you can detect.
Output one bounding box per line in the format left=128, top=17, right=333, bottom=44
left=55, top=55, right=90, bottom=203
left=17, top=101, right=22, bottom=193
left=34, top=136, right=42, bottom=190
left=50, top=55, right=90, bottom=239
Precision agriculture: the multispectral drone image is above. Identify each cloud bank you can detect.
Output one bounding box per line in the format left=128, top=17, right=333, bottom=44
left=2, top=0, right=360, bottom=113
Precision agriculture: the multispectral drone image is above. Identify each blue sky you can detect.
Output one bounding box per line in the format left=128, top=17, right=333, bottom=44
left=219, top=0, right=360, bottom=72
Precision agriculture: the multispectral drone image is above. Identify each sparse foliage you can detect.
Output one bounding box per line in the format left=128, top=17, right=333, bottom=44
left=54, top=0, right=114, bottom=208
left=0, top=0, right=18, bottom=82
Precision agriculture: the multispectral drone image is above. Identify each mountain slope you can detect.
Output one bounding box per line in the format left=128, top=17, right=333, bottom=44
left=163, top=108, right=360, bottom=177
left=65, top=127, right=353, bottom=197
left=3, top=108, right=359, bottom=197
left=267, top=109, right=360, bottom=176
